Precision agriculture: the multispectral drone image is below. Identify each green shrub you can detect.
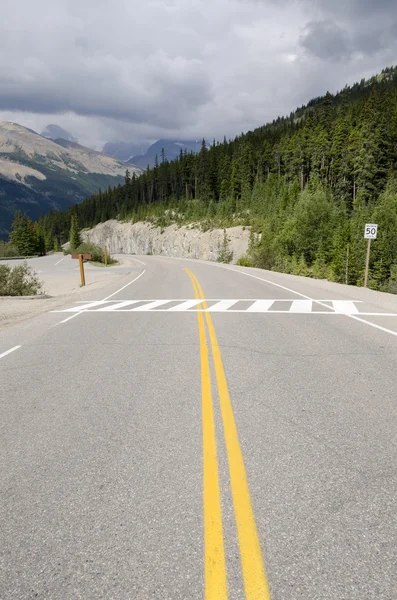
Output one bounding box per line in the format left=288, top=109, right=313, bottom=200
left=386, top=263, right=397, bottom=294
left=65, top=242, right=117, bottom=265
left=236, top=255, right=253, bottom=267
left=0, top=241, right=19, bottom=258
left=0, top=263, right=43, bottom=296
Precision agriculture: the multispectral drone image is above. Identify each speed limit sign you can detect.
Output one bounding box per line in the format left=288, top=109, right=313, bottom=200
left=364, top=224, right=378, bottom=239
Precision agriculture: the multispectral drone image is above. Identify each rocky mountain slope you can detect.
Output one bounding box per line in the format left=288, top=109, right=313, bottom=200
left=83, top=219, right=250, bottom=263
left=0, top=121, right=141, bottom=239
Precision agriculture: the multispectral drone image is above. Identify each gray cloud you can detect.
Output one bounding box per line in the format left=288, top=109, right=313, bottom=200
left=0, top=0, right=396, bottom=149
left=300, top=21, right=351, bottom=60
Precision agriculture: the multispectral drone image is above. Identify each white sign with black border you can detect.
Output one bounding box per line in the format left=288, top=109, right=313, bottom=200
left=364, top=224, right=378, bottom=239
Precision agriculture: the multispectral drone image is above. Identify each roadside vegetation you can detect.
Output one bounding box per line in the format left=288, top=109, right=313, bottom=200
left=4, top=211, right=49, bottom=257
left=65, top=215, right=118, bottom=265
left=0, top=241, right=19, bottom=258
left=0, top=263, right=43, bottom=296
left=36, top=66, right=397, bottom=292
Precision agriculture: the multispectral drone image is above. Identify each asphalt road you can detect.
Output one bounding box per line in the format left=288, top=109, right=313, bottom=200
left=1, top=256, right=397, bottom=599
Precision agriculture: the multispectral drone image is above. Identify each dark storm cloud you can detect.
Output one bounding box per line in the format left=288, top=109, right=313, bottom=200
left=300, top=21, right=351, bottom=61
left=298, top=0, right=397, bottom=59
left=0, top=0, right=396, bottom=148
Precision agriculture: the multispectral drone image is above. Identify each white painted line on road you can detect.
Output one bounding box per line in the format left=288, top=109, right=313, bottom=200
left=289, top=300, right=312, bottom=313
left=54, top=299, right=376, bottom=314
left=207, top=300, right=239, bottom=311
left=222, top=267, right=397, bottom=338
left=224, top=268, right=317, bottom=302
left=63, top=300, right=109, bottom=312
left=98, top=300, right=140, bottom=311
left=55, top=257, right=65, bottom=265
left=168, top=299, right=206, bottom=311
left=74, top=298, right=363, bottom=303
left=347, top=315, right=397, bottom=337
left=332, top=300, right=360, bottom=314
left=102, top=269, right=146, bottom=300
left=58, top=312, right=84, bottom=324
left=131, top=299, right=171, bottom=311
left=199, top=311, right=396, bottom=316
left=246, top=300, right=275, bottom=312
left=0, top=345, right=21, bottom=359
left=132, top=258, right=146, bottom=266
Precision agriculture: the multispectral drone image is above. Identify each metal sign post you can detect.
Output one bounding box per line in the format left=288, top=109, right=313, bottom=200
left=363, top=224, right=378, bottom=288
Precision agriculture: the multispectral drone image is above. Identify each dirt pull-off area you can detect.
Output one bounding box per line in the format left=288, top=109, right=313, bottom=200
left=0, top=255, right=133, bottom=330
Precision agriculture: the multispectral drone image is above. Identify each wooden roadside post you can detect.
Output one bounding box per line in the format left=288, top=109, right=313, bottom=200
left=104, top=246, right=108, bottom=267
left=79, top=254, right=86, bottom=287
left=72, top=253, right=91, bottom=286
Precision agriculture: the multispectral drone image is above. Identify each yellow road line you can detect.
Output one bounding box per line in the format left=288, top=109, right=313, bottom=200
left=187, top=272, right=228, bottom=599
left=185, top=269, right=271, bottom=600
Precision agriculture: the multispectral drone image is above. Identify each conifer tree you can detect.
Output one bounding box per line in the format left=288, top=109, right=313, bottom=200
left=70, top=214, right=81, bottom=250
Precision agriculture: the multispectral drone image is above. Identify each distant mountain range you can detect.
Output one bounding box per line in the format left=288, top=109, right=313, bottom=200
left=0, top=121, right=141, bottom=239
left=102, top=141, right=149, bottom=163
left=0, top=119, right=203, bottom=239
left=104, top=139, right=202, bottom=168
left=41, top=124, right=77, bottom=143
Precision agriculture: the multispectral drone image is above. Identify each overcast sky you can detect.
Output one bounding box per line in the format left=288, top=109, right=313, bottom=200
left=0, top=0, right=396, bottom=151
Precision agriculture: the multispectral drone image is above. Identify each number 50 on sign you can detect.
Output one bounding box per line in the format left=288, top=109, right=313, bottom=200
left=364, top=224, right=378, bottom=239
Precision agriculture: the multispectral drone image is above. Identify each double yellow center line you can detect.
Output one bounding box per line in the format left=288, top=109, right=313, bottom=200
left=184, top=269, right=271, bottom=600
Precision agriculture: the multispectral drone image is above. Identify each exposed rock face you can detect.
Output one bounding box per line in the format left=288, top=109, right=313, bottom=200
left=83, top=219, right=250, bottom=263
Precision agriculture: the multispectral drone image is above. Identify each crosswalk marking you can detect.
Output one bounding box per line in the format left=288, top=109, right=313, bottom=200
left=246, top=300, right=275, bottom=312
left=207, top=300, right=239, bottom=311
left=97, top=300, right=139, bottom=311
left=132, top=300, right=172, bottom=311
left=169, top=299, right=206, bottom=311
left=289, top=300, right=312, bottom=313
left=51, top=299, right=387, bottom=316
left=331, top=300, right=360, bottom=314
left=65, top=300, right=108, bottom=312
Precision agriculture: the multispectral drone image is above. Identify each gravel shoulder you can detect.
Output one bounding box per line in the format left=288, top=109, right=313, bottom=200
left=0, top=255, right=134, bottom=331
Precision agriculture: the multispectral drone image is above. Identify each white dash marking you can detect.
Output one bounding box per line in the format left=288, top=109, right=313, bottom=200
left=207, top=300, right=239, bottom=311
left=169, top=300, right=206, bottom=311
left=55, top=257, right=65, bottom=266
left=98, top=301, right=140, bottom=311
left=0, top=345, right=21, bottom=359
left=289, top=300, right=313, bottom=313
left=246, top=300, right=275, bottom=312
left=331, top=300, right=359, bottom=314
left=131, top=300, right=172, bottom=311
left=63, top=300, right=109, bottom=312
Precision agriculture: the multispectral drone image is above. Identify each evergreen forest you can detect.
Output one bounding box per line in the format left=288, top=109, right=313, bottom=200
left=35, top=67, right=397, bottom=292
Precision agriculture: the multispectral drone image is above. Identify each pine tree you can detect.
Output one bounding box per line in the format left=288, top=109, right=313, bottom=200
left=9, top=211, right=24, bottom=251
left=70, top=214, right=81, bottom=250
left=217, top=229, right=233, bottom=263
left=9, top=212, right=39, bottom=256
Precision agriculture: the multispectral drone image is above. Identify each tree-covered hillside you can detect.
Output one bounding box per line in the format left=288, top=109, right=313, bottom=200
left=38, top=66, right=397, bottom=292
